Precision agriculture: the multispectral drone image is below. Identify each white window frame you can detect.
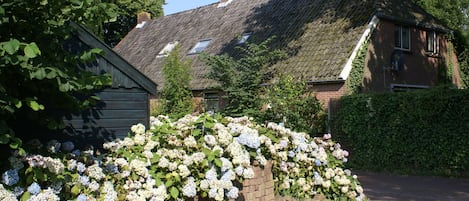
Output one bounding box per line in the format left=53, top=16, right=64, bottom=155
left=426, top=31, right=439, bottom=55
left=189, top=39, right=211, bottom=54
left=237, top=32, right=252, bottom=44
left=157, top=41, right=178, bottom=58
left=391, top=84, right=429, bottom=92
left=394, top=25, right=411, bottom=51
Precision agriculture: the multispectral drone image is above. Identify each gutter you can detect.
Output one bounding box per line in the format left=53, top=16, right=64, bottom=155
left=306, top=79, right=345, bottom=85
left=339, top=15, right=380, bottom=80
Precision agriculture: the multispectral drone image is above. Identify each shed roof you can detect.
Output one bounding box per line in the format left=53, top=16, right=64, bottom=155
left=114, top=0, right=447, bottom=90
left=72, top=22, right=157, bottom=95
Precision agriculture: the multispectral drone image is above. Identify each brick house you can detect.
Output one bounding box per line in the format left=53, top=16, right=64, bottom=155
left=114, top=0, right=460, bottom=111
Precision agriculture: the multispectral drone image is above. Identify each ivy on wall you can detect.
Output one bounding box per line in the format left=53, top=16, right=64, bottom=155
left=346, top=40, right=370, bottom=94
left=332, top=88, right=469, bottom=177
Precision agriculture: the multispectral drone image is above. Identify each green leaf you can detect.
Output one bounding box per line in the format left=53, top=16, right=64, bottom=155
left=24, top=43, right=41, bottom=58
left=40, top=0, right=48, bottom=5
left=170, top=187, right=179, bottom=199
left=71, top=184, right=80, bottom=196
left=214, top=158, right=222, bottom=168
left=165, top=179, right=174, bottom=187
left=9, top=137, right=21, bottom=149
left=0, top=134, right=10, bottom=144
left=28, top=100, right=44, bottom=111
left=192, top=129, right=201, bottom=137
left=2, top=39, right=20, bottom=55
left=20, top=191, right=31, bottom=201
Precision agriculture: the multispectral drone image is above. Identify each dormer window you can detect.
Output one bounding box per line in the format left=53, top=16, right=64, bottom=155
left=426, top=31, right=439, bottom=55
left=157, top=41, right=178, bottom=57
left=237, top=32, right=252, bottom=44
left=189, top=39, right=211, bottom=54
left=394, top=25, right=410, bottom=51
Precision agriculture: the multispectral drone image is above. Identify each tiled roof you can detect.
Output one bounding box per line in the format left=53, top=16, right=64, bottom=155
left=114, top=0, right=447, bottom=90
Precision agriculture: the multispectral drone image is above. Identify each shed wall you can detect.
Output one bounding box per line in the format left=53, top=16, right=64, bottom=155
left=62, top=88, right=149, bottom=147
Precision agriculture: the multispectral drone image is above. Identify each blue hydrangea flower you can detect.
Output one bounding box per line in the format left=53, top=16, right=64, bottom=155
left=27, top=182, right=41, bottom=195
left=236, top=132, right=260, bottom=149
left=76, top=162, right=86, bottom=173
left=226, top=186, right=239, bottom=199
left=288, top=151, right=295, bottom=158
left=182, top=178, right=197, bottom=197
left=79, top=175, right=90, bottom=186
left=2, top=169, right=19, bottom=186
left=77, top=193, right=87, bottom=201
left=315, top=159, right=322, bottom=166
left=106, top=164, right=119, bottom=174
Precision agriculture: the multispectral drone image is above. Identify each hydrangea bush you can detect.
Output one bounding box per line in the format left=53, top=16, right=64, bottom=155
left=0, top=114, right=365, bottom=200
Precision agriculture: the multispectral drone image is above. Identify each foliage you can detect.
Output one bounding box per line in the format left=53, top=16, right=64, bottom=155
left=161, top=45, right=194, bottom=119
left=259, top=74, right=327, bottom=136
left=346, top=40, right=369, bottom=94
left=332, top=88, right=469, bottom=177
left=0, top=1, right=116, bottom=158
left=203, top=37, right=287, bottom=117
left=0, top=114, right=366, bottom=200
left=102, top=0, right=165, bottom=47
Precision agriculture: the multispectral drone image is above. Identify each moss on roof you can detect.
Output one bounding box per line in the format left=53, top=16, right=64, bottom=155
left=114, top=0, right=447, bottom=90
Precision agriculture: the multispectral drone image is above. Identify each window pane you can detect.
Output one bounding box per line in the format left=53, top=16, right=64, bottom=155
left=426, top=31, right=434, bottom=52
left=204, top=93, right=219, bottom=112
left=402, top=27, right=410, bottom=49
left=190, top=39, right=211, bottom=54
left=394, top=26, right=401, bottom=48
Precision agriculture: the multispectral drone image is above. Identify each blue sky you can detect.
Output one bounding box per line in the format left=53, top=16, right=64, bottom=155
left=163, top=0, right=219, bottom=15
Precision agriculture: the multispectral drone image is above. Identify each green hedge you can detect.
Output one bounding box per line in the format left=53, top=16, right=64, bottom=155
left=332, top=88, right=469, bottom=177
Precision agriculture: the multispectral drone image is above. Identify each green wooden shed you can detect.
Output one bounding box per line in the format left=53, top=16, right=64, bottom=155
left=60, top=22, right=157, bottom=147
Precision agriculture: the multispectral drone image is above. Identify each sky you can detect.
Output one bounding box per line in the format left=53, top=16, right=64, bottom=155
left=163, top=0, right=219, bottom=15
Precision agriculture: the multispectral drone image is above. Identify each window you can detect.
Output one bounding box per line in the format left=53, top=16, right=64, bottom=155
left=157, top=41, right=178, bottom=57
left=189, top=39, right=211, bottom=54
left=394, top=25, right=410, bottom=50
left=426, top=31, right=439, bottom=55
left=391, top=84, right=429, bottom=92
left=237, top=32, right=252, bottom=44
left=204, top=92, right=220, bottom=112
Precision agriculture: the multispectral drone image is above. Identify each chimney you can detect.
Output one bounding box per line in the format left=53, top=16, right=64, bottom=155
left=137, top=12, right=151, bottom=24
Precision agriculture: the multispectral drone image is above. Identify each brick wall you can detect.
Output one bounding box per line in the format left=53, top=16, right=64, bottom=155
left=311, top=82, right=347, bottom=108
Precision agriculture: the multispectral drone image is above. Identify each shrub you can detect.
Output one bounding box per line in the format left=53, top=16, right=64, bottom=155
left=259, top=74, right=327, bottom=136
left=332, top=88, right=469, bottom=177
left=0, top=114, right=365, bottom=200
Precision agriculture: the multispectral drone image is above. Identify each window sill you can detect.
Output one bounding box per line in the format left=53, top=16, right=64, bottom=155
left=425, top=52, right=440, bottom=58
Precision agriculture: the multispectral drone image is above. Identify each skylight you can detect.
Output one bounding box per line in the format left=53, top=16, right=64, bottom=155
left=189, top=39, right=211, bottom=54
left=157, top=41, right=178, bottom=57
left=237, top=32, right=252, bottom=44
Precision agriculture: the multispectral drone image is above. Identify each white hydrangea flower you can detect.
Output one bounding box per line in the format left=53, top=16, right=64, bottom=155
left=87, top=164, right=105, bottom=181
left=242, top=167, right=254, bottom=179
left=183, top=136, right=197, bottom=148
left=134, top=134, right=146, bottom=146
left=131, top=123, right=146, bottom=135
left=178, top=165, right=191, bottom=178
left=130, top=159, right=149, bottom=177
left=44, top=157, right=64, bottom=174
left=204, top=135, right=217, bottom=147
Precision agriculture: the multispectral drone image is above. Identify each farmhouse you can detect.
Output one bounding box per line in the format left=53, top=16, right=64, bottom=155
left=114, top=0, right=460, bottom=111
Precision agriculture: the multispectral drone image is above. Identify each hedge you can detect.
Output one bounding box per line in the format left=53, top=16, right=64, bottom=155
left=332, top=88, right=469, bottom=177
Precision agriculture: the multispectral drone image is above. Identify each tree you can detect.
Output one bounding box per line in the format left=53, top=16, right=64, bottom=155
left=203, top=38, right=286, bottom=117
left=0, top=0, right=133, bottom=155
left=413, top=0, right=469, bottom=87
left=161, top=45, right=194, bottom=119
left=102, top=0, right=165, bottom=47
